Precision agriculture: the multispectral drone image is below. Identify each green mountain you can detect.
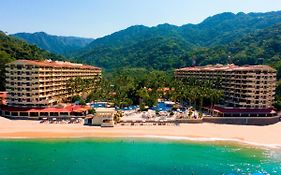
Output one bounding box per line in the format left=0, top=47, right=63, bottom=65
left=12, top=32, right=94, bottom=56
left=75, top=11, right=281, bottom=70
left=188, top=23, right=281, bottom=78
left=0, top=31, right=64, bottom=90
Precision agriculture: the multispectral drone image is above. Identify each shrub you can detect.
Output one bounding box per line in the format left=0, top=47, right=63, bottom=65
left=273, top=101, right=281, bottom=111
left=80, top=99, right=86, bottom=106
left=88, top=109, right=96, bottom=115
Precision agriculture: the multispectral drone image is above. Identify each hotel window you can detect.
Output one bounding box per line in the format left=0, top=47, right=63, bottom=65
left=26, top=65, right=33, bottom=69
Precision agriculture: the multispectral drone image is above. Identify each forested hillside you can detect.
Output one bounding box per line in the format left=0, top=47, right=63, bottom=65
left=75, top=11, right=281, bottom=70
left=188, top=24, right=281, bottom=77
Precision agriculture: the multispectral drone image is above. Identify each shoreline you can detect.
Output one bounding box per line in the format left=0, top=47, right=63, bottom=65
left=1, top=117, right=281, bottom=149
left=1, top=134, right=281, bottom=150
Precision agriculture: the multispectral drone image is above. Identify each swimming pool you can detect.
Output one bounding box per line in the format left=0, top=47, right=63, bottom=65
left=116, top=105, right=139, bottom=111
left=151, top=102, right=173, bottom=111
left=91, top=103, right=107, bottom=108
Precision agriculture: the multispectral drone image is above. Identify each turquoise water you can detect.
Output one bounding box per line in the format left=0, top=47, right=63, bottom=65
left=0, top=139, right=280, bottom=175
left=91, top=103, right=107, bottom=108
left=151, top=102, right=173, bottom=111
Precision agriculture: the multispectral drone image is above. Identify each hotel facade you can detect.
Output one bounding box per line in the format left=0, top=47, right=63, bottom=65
left=5, top=60, right=102, bottom=108
left=0, top=60, right=101, bottom=119
left=175, top=64, right=277, bottom=118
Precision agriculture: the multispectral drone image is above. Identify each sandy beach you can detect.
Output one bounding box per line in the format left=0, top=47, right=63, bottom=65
left=0, top=117, right=281, bottom=147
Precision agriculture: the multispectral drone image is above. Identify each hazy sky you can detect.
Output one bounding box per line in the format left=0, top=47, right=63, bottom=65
left=1, top=0, right=281, bottom=38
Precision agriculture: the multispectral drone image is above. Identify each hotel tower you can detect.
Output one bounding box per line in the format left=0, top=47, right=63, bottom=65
left=5, top=60, right=102, bottom=108
left=175, top=64, right=277, bottom=117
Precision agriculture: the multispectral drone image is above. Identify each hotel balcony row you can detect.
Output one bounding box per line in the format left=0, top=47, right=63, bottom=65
left=5, top=72, right=101, bottom=78
left=223, top=90, right=275, bottom=96
left=5, top=73, right=101, bottom=79
left=222, top=83, right=275, bottom=87
left=223, top=96, right=273, bottom=102
left=6, top=85, right=66, bottom=91
left=175, top=72, right=276, bottom=78
left=7, top=98, right=57, bottom=105
left=224, top=99, right=272, bottom=105
left=6, top=66, right=101, bottom=72
left=8, top=90, right=70, bottom=98
left=221, top=85, right=275, bottom=90
left=175, top=74, right=276, bottom=80
left=175, top=70, right=276, bottom=75
left=6, top=76, right=99, bottom=84
left=224, top=102, right=272, bottom=107
left=224, top=95, right=274, bottom=101
left=6, top=84, right=69, bottom=90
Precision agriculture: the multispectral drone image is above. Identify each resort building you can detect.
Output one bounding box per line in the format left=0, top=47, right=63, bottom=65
left=0, top=59, right=101, bottom=119
left=175, top=64, right=277, bottom=118
left=0, top=104, right=90, bottom=119
left=84, top=108, right=116, bottom=127
left=5, top=60, right=102, bottom=108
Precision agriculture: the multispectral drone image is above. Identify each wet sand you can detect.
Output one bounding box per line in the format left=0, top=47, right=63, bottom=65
left=0, top=117, right=281, bottom=147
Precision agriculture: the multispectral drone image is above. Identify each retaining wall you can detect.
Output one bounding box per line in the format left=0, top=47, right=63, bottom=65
left=203, top=116, right=280, bottom=125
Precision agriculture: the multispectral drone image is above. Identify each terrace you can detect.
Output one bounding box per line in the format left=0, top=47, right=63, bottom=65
left=0, top=104, right=90, bottom=119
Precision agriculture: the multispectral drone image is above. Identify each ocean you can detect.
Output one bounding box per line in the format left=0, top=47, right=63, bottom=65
left=0, top=138, right=280, bottom=175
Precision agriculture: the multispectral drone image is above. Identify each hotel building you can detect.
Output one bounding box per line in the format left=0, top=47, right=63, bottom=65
left=0, top=60, right=101, bottom=119
left=84, top=108, right=116, bottom=127
left=175, top=64, right=277, bottom=118
left=5, top=60, right=102, bottom=108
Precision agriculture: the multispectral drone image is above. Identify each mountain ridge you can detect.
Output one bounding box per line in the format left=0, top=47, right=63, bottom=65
left=7, top=11, right=281, bottom=72
left=12, top=32, right=94, bottom=56
left=73, top=10, right=281, bottom=70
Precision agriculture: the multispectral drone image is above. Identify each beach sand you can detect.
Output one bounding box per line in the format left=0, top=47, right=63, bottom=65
left=0, top=117, right=281, bottom=147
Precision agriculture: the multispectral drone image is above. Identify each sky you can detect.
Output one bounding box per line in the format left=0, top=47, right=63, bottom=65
left=1, top=0, right=281, bottom=38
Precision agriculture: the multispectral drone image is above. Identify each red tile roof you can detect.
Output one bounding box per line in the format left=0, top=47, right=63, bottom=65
left=176, top=64, right=276, bottom=72
left=0, top=105, right=90, bottom=113
left=0, top=92, right=7, bottom=99
left=10, top=60, right=101, bottom=70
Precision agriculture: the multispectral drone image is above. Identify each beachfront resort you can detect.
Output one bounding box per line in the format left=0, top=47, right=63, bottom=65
left=0, top=60, right=101, bottom=120
left=175, top=64, right=279, bottom=125
left=0, top=59, right=280, bottom=126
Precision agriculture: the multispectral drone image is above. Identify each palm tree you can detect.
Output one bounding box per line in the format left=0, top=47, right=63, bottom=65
left=113, top=111, right=123, bottom=123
